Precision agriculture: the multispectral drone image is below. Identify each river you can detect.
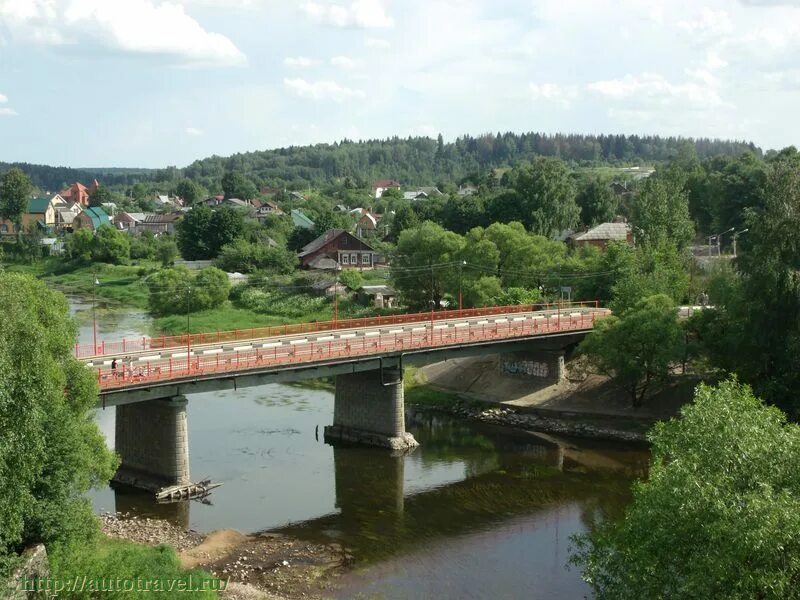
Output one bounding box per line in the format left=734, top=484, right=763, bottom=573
left=71, top=297, right=648, bottom=599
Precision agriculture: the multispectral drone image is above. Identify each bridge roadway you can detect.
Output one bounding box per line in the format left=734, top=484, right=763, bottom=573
left=85, top=303, right=609, bottom=405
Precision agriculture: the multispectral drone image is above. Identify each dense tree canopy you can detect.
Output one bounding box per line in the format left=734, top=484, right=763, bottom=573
left=0, top=168, right=33, bottom=233
left=0, top=273, right=117, bottom=577
left=572, top=379, right=800, bottom=599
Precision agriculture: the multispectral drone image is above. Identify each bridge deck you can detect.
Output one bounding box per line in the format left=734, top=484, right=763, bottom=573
left=87, top=305, right=610, bottom=392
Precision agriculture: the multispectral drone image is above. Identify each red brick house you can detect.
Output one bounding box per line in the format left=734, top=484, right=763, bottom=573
left=60, top=182, right=93, bottom=207
left=298, top=229, right=382, bottom=270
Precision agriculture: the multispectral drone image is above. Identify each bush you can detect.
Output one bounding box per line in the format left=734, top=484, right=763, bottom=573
left=215, top=239, right=296, bottom=274
left=147, top=267, right=230, bottom=316
left=338, top=269, right=363, bottom=291
left=91, top=226, right=130, bottom=265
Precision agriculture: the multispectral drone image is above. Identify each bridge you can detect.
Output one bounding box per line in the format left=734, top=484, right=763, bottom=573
left=80, top=302, right=609, bottom=493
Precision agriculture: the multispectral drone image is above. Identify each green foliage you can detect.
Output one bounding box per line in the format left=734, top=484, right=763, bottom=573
left=389, top=204, right=419, bottom=241
left=0, top=168, right=33, bottom=232
left=571, top=379, right=800, bottom=599
left=147, top=267, right=230, bottom=316
left=487, top=158, right=580, bottom=236
left=461, top=275, right=503, bottom=307
left=90, top=226, right=131, bottom=265
left=174, top=178, right=203, bottom=206
left=221, top=170, right=257, bottom=200
left=338, top=269, right=363, bottom=290
left=237, top=288, right=327, bottom=318
left=609, top=242, right=690, bottom=312
left=631, top=175, right=694, bottom=248
left=49, top=537, right=219, bottom=599
left=215, top=239, right=296, bottom=274
left=577, top=178, right=617, bottom=225
left=88, top=185, right=113, bottom=208
left=176, top=205, right=245, bottom=260
left=0, top=273, right=117, bottom=574
left=156, top=236, right=179, bottom=267
left=579, top=294, right=684, bottom=407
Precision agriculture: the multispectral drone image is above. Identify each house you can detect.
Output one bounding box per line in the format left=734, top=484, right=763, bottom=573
left=371, top=179, right=400, bottom=198
left=334, top=204, right=349, bottom=213
left=203, top=195, right=226, bottom=206
left=359, top=285, right=397, bottom=308
left=260, top=186, right=282, bottom=197
left=291, top=209, right=315, bottom=230
left=311, top=279, right=349, bottom=297
left=39, top=238, right=65, bottom=256
left=60, top=182, right=92, bottom=207
left=355, top=211, right=386, bottom=239
left=0, top=195, right=67, bottom=233
left=457, top=184, right=478, bottom=197
left=100, top=202, right=118, bottom=215
left=73, top=207, right=111, bottom=231
left=136, top=213, right=183, bottom=235
left=403, top=187, right=442, bottom=201
left=298, top=229, right=382, bottom=270
left=113, top=212, right=145, bottom=232
left=55, top=203, right=82, bottom=231
left=222, top=198, right=251, bottom=210
left=569, top=220, right=634, bottom=249
left=288, top=191, right=306, bottom=202
left=253, top=200, right=284, bottom=218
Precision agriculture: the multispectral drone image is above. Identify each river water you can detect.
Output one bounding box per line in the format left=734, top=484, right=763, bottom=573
left=72, top=297, right=649, bottom=599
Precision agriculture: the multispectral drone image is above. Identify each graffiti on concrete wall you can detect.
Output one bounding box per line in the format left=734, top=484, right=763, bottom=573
left=501, top=360, right=550, bottom=378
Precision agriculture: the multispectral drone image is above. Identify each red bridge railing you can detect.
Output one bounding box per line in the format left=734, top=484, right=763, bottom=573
left=75, top=301, right=600, bottom=359
left=96, top=307, right=609, bottom=391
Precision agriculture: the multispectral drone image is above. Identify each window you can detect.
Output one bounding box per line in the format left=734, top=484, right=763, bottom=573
left=341, top=254, right=349, bottom=264
left=361, top=254, right=370, bottom=265
left=350, top=253, right=357, bottom=264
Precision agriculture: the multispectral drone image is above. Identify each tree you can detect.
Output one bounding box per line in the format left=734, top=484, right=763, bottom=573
left=0, top=168, right=33, bottom=236
left=156, top=236, right=179, bottom=267
left=90, top=225, right=130, bottom=265
left=0, top=273, right=117, bottom=576
left=571, top=379, right=800, bottom=599
left=193, top=267, right=230, bottom=311
left=147, top=268, right=193, bottom=316
left=338, top=269, right=363, bottom=291
left=88, top=185, right=113, bottom=208
left=491, top=158, right=580, bottom=236
left=577, top=178, right=617, bottom=225
left=215, top=239, right=296, bottom=274
left=177, top=204, right=212, bottom=260
left=65, top=228, right=94, bottom=262
left=389, top=204, right=419, bottom=241
left=393, top=222, right=465, bottom=309
left=208, top=207, right=245, bottom=257
left=221, top=171, right=257, bottom=200
left=609, top=242, right=690, bottom=313
left=579, top=294, right=684, bottom=407
left=631, top=175, right=694, bottom=248
left=174, top=178, right=202, bottom=206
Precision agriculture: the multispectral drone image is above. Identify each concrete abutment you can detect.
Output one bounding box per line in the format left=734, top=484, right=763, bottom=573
left=113, top=395, right=190, bottom=492
left=325, top=368, right=418, bottom=452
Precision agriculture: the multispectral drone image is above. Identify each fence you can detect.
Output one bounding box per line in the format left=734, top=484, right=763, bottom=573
left=75, top=301, right=600, bottom=359
left=96, top=307, right=609, bottom=391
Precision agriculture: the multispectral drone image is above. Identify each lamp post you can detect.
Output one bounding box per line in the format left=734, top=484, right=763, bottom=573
left=458, top=260, right=466, bottom=313
left=186, top=286, right=192, bottom=373
left=92, top=272, right=99, bottom=354
left=710, top=227, right=734, bottom=257
left=429, top=261, right=435, bottom=334
left=733, top=228, right=749, bottom=258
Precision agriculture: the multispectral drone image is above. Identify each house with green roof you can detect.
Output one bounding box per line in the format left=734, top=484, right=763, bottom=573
left=74, top=207, right=111, bottom=231
left=0, top=195, right=61, bottom=234
left=291, top=208, right=315, bottom=230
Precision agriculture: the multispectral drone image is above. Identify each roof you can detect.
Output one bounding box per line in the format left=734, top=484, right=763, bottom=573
left=403, top=191, right=427, bottom=201
left=81, top=207, right=111, bottom=229
left=361, top=285, right=396, bottom=296
left=359, top=213, right=378, bottom=228
left=306, top=255, right=339, bottom=270
left=311, top=279, right=348, bottom=291
left=571, top=222, right=631, bottom=242
left=56, top=209, right=77, bottom=224
left=225, top=198, right=249, bottom=207
left=142, top=213, right=182, bottom=224
left=299, top=228, right=377, bottom=258
left=291, top=209, right=315, bottom=229
left=372, top=179, right=400, bottom=189
left=27, top=197, right=51, bottom=214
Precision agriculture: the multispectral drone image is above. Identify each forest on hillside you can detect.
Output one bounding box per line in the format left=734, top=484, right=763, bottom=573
left=4, top=132, right=761, bottom=192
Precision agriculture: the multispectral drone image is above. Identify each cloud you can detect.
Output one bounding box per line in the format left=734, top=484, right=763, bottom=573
left=365, top=37, right=390, bottom=48
left=587, top=72, right=724, bottom=109
left=0, top=0, right=246, bottom=66
left=302, top=0, right=393, bottom=28
left=185, top=127, right=203, bottom=136
left=331, top=55, right=358, bottom=69
left=284, top=56, right=319, bottom=68
left=283, top=78, right=366, bottom=101
left=0, top=93, right=17, bottom=116
left=678, top=8, right=733, bottom=38
left=528, top=82, right=577, bottom=107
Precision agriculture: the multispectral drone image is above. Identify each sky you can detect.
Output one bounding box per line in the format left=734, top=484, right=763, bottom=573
left=0, top=0, right=799, bottom=168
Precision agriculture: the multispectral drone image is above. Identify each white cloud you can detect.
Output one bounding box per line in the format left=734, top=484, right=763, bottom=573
left=528, top=82, right=577, bottom=107
left=0, top=0, right=246, bottom=66
left=283, top=78, right=366, bottom=101
left=185, top=126, right=203, bottom=136
left=365, top=37, right=390, bottom=48
left=0, top=93, right=17, bottom=116
left=302, top=0, right=393, bottom=28
left=587, top=72, right=724, bottom=109
left=0, top=93, right=7, bottom=103
left=284, top=56, right=319, bottom=68
left=678, top=8, right=734, bottom=38
left=331, top=55, right=358, bottom=69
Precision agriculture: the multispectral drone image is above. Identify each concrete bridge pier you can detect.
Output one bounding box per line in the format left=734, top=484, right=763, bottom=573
left=325, top=367, right=418, bottom=452
left=113, top=396, right=190, bottom=491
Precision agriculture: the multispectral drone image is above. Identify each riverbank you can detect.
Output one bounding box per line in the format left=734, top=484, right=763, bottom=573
left=100, top=514, right=344, bottom=599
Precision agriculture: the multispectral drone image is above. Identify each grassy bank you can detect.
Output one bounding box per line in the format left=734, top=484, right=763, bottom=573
left=4, top=258, right=153, bottom=309
left=404, top=366, right=465, bottom=409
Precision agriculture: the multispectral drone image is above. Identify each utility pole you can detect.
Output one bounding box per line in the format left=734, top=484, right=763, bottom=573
left=186, top=286, right=192, bottom=373
left=334, top=266, right=339, bottom=325
left=458, top=260, right=466, bottom=313
left=733, top=228, right=749, bottom=258
left=429, top=261, right=435, bottom=333
left=92, top=271, right=98, bottom=354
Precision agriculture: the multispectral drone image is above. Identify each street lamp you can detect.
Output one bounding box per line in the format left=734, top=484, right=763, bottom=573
left=458, top=260, right=466, bottom=313
left=733, top=228, right=749, bottom=258
left=709, top=227, right=734, bottom=257
left=185, top=286, right=192, bottom=374
left=92, top=272, right=100, bottom=354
